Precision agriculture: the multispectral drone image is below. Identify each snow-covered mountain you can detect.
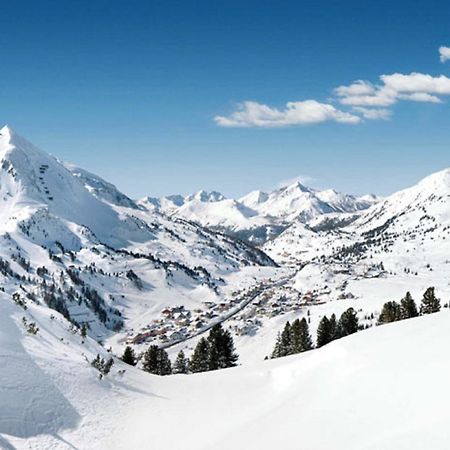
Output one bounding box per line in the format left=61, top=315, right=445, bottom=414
left=139, top=181, right=379, bottom=245
left=240, top=182, right=377, bottom=222
left=264, top=168, right=450, bottom=271
left=0, top=125, right=278, bottom=343
left=4, top=125, right=450, bottom=450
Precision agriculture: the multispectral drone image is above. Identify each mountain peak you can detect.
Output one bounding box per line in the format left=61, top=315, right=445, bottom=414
left=280, top=181, right=314, bottom=195
left=0, top=124, right=12, bottom=135
left=0, top=125, right=15, bottom=152
left=417, top=167, right=450, bottom=191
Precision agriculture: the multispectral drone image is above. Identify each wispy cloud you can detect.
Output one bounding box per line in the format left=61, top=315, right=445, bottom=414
left=214, top=100, right=360, bottom=128
left=215, top=46, right=450, bottom=128
left=352, top=106, right=392, bottom=120
left=439, top=46, right=450, bottom=63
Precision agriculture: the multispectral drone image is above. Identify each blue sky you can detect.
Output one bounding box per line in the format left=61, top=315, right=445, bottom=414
left=1, top=0, right=450, bottom=198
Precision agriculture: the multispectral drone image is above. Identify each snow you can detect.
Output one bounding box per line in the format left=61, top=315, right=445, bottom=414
left=2, top=286, right=450, bottom=449
left=139, top=180, right=378, bottom=244
left=2, top=125, right=450, bottom=449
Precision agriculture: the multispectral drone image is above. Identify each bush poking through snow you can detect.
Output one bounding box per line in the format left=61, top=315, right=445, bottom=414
left=12, top=292, right=27, bottom=310
left=91, top=354, right=114, bottom=377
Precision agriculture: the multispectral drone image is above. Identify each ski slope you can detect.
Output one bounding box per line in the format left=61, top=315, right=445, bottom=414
left=2, top=288, right=450, bottom=450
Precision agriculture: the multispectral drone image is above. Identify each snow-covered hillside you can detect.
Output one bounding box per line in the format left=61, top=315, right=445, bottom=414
left=0, top=125, right=279, bottom=347
left=264, top=168, right=450, bottom=267
left=3, top=125, right=450, bottom=450
left=140, top=181, right=379, bottom=245
left=2, top=284, right=450, bottom=450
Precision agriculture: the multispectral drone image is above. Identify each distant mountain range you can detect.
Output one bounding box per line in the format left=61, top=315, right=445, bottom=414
left=139, top=182, right=380, bottom=245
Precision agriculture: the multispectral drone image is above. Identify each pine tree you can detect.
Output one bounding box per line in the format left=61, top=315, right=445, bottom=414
left=189, top=337, right=210, bottom=373
left=121, top=346, right=137, bottom=366
left=400, top=292, right=418, bottom=319
left=143, top=345, right=172, bottom=375
left=317, top=315, right=334, bottom=347
left=291, top=318, right=313, bottom=353
left=337, top=308, right=359, bottom=337
left=271, top=332, right=282, bottom=359
left=157, top=348, right=172, bottom=375
left=207, top=323, right=239, bottom=370
left=290, top=318, right=302, bottom=353
left=329, top=313, right=338, bottom=340
left=279, top=321, right=292, bottom=357
left=420, top=287, right=440, bottom=314
left=173, top=350, right=189, bottom=374
left=142, top=345, right=159, bottom=374
left=80, top=323, right=87, bottom=338
left=378, top=301, right=401, bottom=324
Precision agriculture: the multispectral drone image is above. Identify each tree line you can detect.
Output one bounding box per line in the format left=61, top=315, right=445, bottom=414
left=120, top=323, right=238, bottom=376
left=378, top=287, right=440, bottom=324
left=271, top=307, right=359, bottom=359
left=271, top=286, right=443, bottom=360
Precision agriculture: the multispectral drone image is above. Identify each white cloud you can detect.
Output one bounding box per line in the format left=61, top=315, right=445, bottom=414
left=335, top=72, right=450, bottom=113
left=398, top=92, right=442, bottom=103
left=439, top=46, right=450, bottom=63
left=381, top=72, right=450, bottom=95
left=334, top=80, right=376, bottom=97
left=215, top=47, right=450, bottom=128
left=214, top=100, right=361, bottom=128
left=352, top=107, right=392, bottom=120
left=336, top=86, right=397, bottom=107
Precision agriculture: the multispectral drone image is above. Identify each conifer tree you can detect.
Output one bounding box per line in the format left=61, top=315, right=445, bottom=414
left=378, top=301, right=401, bottom=324
left=271, top=332, right=282, bottom=359
left=142, top=345, right=159, bottom=374
left=173, top=350, right=189, bottom=374
left=329, top=313, right=338, bottom=340
left=121, top=346, right=137, bottom=366
left=337, top=308, right=359, bottom=337
left=400, top=292, right=418, bottom=319
left=317, top=316, right=333, bottom=347
left=290, top=318, right=303, bottom=353
left=290, top=318, right=313, bottom=353
left=207, top=323, right=238, bottom=369
left=420, top=287, right=441, bottom=314
left=157, top=348, right=172, bottom=376
left=279, top=321, right=292, bottom=357
left=189, top=337, right=210, bottom=373
left=143, top=345, right=172, bottom=375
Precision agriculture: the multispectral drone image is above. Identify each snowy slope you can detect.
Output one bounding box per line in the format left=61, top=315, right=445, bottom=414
left=0, top=126, right=278, bottom=345
left=265, top=168, right=450, bottom=266
left=2, top=285, right=450, bottom=450
left=257, top=168, right=450, bottom=357
left=65, top=163, right=139, bottom=210
left=3, top=125, right=450, bottom=450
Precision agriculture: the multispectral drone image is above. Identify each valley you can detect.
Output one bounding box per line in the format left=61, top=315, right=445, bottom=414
left=1, top=125, right=450, bottom=448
